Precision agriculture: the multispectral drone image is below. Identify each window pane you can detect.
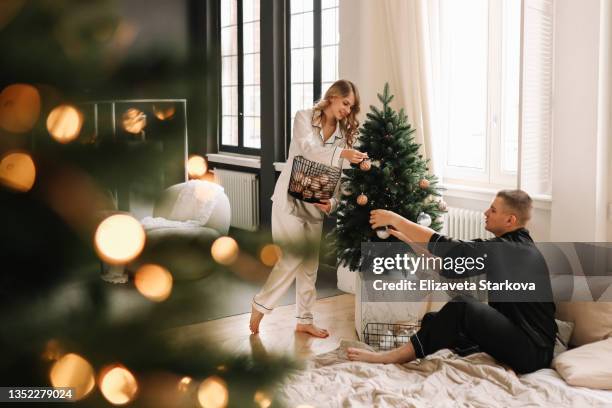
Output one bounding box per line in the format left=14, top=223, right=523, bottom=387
left=321, top=45, right=338, bottom=83
left=222, top=116, right=238, bottom=146
left=244, top=85, right=260, bottom=116
left=222, top=86, right=238, bottom=116
left=244, top=116, right=261, bottom=148
left=221, top=27, right=237, bottom=56
left=321, top=0, right=338, bottom=9
left=243, top=22, right=260, bottom=54
left=243, top=0, right=259, bottom=22
left=444, top=0, right=488, bottom=170
left=291, top=0, right=313, bottom=14
left=243, top=53, right=260, bottom=85
left=221, top=0, right=237, bottom=27
left=291, top=12, right=313, bottom=48
left=291, top=47, right=314, bottom=84
left=501, top=0, right=521, bottom=173
left=321, top=7, right=338, bottom=46
left=221, top=56, right=237, bottom=86
left=322, top=82, right=333, bottom=95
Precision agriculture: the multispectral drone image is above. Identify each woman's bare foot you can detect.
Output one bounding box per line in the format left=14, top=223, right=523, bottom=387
left=295, top=323, right=329, bottom=338
left=249, top=306, right=264, bottom=334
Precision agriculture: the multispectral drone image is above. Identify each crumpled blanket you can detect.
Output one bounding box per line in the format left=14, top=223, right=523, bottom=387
left=278, top=340, right=612, bottom=408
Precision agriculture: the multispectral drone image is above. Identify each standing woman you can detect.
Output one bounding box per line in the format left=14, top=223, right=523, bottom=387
left=250, top=80, right=367, bottom=337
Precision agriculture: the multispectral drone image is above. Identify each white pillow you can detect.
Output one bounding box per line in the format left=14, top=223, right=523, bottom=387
left=552, top=338, right=612, bottom=390
left=555, top=302, right=612, bottom=346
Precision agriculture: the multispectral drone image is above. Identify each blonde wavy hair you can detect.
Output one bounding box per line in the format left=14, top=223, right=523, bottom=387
left=312, top=79, right=360, bottom=147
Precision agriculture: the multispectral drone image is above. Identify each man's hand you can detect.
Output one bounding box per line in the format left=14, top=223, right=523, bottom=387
left=314, top=199, right=332, bottom=214
left=369, top=209, right=401, bottom=229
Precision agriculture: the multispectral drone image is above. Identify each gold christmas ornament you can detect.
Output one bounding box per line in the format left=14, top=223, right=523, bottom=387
left=357, top=193, right=368, bottom=206
left=359, top=159, right=371, bottom=171
left=419, top=179, right=430, bottom=189
left=46, top=105, right=84, bottom=144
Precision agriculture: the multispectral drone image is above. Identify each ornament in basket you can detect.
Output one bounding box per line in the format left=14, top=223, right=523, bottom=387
left=288, top=155, right=341, bottom=203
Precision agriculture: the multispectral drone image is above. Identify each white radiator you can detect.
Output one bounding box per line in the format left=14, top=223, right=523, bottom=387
left=213, top=169, right=259, bottom=231
left=442, top=207, right=493, bottom=240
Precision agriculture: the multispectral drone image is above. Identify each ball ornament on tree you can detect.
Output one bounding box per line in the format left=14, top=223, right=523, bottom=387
left=376, top=227, right=390, bottom=239
left=417, top=212, right=432, bottom=227
left=356, top=194, right=368, bottom=206
left=419, top=179, right=430, bottom=189
left=359, top=159, right=371, bottom=171
left=438, top=200, right=448, bottom=211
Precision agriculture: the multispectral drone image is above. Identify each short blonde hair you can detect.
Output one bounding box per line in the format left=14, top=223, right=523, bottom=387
left=497, top=189, right=533, bottom=225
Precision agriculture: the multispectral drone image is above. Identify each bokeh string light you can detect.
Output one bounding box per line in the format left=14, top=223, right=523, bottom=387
left=0, top=151, right=36, bottom=192
left=152, top=103, right=176, bottom=120
left=134, top=264, right=173, bottom=302
left=49, top=353, right=96, bottom=401
left=99, top=365, right=139, bottom=405
left=46, top=104, right=84, bottom=144
left=211, top=236, right=239, bottom=265
left=187, top=155, right=208, bottom=179
left=94, top=214, right=146, bottom=265
left=259, top=244, right=282, bottom=267
left=197, top=376, right=228, bottom=408
left=253, top=390, right=272, bottom=408
left=122, top=108, right=147, bottom=135
left=0, top=83, right=41, bottom=133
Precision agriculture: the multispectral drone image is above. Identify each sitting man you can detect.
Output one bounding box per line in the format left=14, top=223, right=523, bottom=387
left=347, top=189, right=557, bottom=374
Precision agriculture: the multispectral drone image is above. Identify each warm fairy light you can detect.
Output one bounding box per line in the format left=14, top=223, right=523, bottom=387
left=49, top=353, right=95, bottom=401
left=94, top=214, right=146, bottom=265
left=211, top=237, right=239, bottom=265
left=216, top=365, right=227, bottom=373
left=197, top=376, right=228, bottom=408
left=0, top=83, right=41, bottom=133
left=187, top=155, right=208, bottom=178
left=259, top=244, right=281, bottom=267
left=99, top=365, right=138, bottom=405
left=0, top=151, right=36, bottom=192
left=46, top=104, right=84, bottom=143
left=178, top=376, right=192, bottom=392
left=134, top=264, right=173, bottom=302
left=42, top=339, right=63, bottom=361
left=153, top=103, right=176, bottom=120
left=122, top=108, right=147, bottom=134
left=254, top=391, right=272, bottom=408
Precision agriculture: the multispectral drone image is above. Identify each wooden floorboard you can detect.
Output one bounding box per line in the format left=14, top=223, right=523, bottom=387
left=170, top=294, right=358, bottom=360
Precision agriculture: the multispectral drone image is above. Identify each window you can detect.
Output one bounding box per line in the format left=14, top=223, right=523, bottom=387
left=438, top=0, right=521, bottom=188
left=287, top=0, right=339, bottom=143
left=220, top=0, right=261, bottom=154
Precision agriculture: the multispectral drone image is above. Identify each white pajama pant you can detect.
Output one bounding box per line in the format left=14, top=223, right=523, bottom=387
left=252, top=201, right=323, bottom=324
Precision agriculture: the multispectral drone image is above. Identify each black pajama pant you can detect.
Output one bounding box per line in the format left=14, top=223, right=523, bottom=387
left=409, top=295, right=553, bottom=374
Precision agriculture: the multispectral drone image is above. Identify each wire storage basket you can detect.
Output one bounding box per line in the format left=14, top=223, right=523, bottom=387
left=288, top=155, right=341, bottom=203
left=363, top=322, right=421, bottom=351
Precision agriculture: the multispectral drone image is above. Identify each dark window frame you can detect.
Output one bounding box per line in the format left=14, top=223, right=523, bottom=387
left=218, top=0, right=261, bottom=156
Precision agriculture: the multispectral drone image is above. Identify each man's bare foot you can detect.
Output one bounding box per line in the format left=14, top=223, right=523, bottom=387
left=295, top=323, right=329, bottom=338
left=249, top=306, right=264, bottom=334
left=347, top=343, right=416, bottom=364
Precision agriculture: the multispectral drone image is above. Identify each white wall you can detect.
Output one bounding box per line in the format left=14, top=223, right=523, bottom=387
left=550, top=0, right=609, bottom=241
left=339, top=0, right=611, bottom=242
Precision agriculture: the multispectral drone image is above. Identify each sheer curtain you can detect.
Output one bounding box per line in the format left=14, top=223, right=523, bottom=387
left=380, top=0, right=443, bottom=176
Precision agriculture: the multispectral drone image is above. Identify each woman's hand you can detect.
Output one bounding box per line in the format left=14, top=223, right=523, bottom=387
left=340, top=149, right=368, bottom=164
left=369, top=209, right=401, bottom=229
left=314, top=199, right=332, bottom=214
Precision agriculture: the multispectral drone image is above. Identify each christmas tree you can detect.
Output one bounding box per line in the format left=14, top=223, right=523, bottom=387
left=0, top=2, right=294, bottom=407
left=333, top=84, right=447, bottom=271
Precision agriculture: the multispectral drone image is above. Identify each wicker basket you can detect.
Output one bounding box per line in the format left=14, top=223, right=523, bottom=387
left=363, top=322, right=420, bottom=351
left=288, top=155, right=341, bottom=203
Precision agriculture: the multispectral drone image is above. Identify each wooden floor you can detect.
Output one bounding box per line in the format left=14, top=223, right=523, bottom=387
left=171, top=294, right=358, bottom=360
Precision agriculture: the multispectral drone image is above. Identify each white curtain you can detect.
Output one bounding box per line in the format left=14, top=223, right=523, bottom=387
left=339, top=0, right=442, bottom=175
